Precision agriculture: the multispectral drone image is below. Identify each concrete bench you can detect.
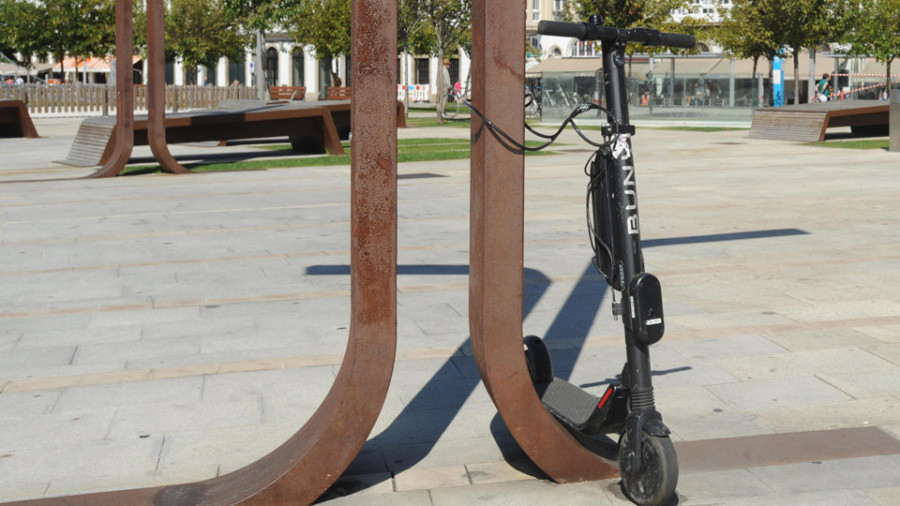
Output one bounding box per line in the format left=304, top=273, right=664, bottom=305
left=61, top=104, right=344, bottom=167
left=269, top=86, right=306, bottom=101
left=0, top=100, right=38, bottom=138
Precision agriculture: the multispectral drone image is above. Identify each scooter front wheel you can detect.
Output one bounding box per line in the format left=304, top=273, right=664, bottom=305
left=617, top=430, right=678, bottom=506
left=523, top=335, right=553, bottom=384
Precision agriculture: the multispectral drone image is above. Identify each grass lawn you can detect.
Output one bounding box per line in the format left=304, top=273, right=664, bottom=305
left=652, top=126, right=750, bottom=132
left=809, top=138, right=890, bottom=150
left=121, top=137, right=552, bottom=176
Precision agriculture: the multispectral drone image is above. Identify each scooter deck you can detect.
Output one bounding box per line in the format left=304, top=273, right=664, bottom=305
left=536, top=377, right=606, bottom=434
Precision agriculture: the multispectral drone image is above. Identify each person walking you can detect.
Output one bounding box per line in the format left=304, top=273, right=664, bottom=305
left=815, top=73, right=831, bottom=102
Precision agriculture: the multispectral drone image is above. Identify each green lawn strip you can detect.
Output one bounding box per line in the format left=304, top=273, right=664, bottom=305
left=256, top=138, right=470, bottom=151
left=405, top=117, right=471, bottom=128
left=121, top=139, right=552, bottom=175
left=652, top=126, right=749, bottom=132
left=807, top=139, right=889, bottom=150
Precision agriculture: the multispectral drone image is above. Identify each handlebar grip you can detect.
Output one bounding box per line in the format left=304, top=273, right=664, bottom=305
left=538, top=20, right=588, bottom=39
left=658, top=32, right=696, bottom=49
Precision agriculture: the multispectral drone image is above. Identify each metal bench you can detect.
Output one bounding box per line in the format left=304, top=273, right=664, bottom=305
left=269, top=85, right=306, bottom=101
left=750, top=100, right=890, bottom=142
left=0, top=99, right=39, bottom=138
left=61, top=104, right=345, bottom=167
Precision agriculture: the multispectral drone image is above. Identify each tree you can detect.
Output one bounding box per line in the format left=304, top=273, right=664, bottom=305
left=224, top=0, right=288, bottom=97
left=575, top=0, right=688, bottom=30
left=716, top=0, right=785, bottom=105
left=417, top=0, right=471, bottom=122
left=165, top=0, right=248, bottom=83
left=398, top=0, right=427, bottom=114
left=35, top=0, right=116, bottom=83
left=716, top=0, right=779, bottom=79
left=767, top=0, right=833, bottom=104
left=283, top=0, right=351, bottom=91
left=845, top=0, right=900, bottom=95
left=0, top=0, right=45, bottom=68
left=574, top=0, right=700, bottom=77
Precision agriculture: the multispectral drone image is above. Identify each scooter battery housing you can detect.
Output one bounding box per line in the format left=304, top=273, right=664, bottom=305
left=627, top=272, right=664, bottom=344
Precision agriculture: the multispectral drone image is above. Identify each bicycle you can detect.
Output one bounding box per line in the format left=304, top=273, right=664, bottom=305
left=466, top=16, right=695, bottom=506
left=442, top=86, right=470, bottom=120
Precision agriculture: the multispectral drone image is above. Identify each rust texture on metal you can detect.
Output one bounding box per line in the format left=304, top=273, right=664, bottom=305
left=86, top=0, right=134, bottom=178
left=468, top=0, right=618, bottom=482
left=146, top=0, right=189, bottom=174
left=2, top=0, right=397, bottom=504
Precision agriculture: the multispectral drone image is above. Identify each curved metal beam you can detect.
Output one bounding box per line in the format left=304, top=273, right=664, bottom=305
left=86, top=0, right=134, bottom=179
left=2, top=0, right=398, bottom=504
left=146, top=0, right=189, bottom=174
left=468, top=0, right=618, bottom=483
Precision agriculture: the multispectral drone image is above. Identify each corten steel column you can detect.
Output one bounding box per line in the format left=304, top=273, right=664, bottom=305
left=86, top=0, right=134, bottom=178
left=2, top=0, right=397, bottom=504
left=468, top=0, right=618, bottom=482
left=146, top=0, right=189, bottom=174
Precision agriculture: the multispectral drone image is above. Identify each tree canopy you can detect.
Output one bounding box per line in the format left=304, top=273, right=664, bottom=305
left=0, top=0, right=116, bottom=82
left=844, top=0, right=900, bottom=93
left=716, top=0, right=837, bottom=103
left=165, top=0, right=248, bottom=79
left=283, top=0, right=352, bottom=61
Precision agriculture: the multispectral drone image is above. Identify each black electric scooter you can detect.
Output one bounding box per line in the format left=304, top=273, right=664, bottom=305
left=522, top=17, right=695, bottom=506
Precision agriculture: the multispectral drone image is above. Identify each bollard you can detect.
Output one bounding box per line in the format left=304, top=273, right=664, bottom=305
left=891, top=85, right=899, bottom=152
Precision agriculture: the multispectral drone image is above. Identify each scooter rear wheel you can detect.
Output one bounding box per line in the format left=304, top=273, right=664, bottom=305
left=523, top=335, right=554, bottom=384
left=617, top=430, right=678, bottom=506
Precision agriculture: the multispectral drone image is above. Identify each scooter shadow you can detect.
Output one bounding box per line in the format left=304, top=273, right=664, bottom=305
left=313, top=263, right=609, bottom=501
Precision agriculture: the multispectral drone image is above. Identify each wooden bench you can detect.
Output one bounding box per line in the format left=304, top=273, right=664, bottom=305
left=218, top=99, right=407, bottom=141
left=315, top=100, right=407, bottom=140
left=750, top=101, right=890, bottom=142
left=0, top=100, right=39, bottom=138
left=61, top=104, right=345, bottom=167
left=325, top=86, right=352, bottom=100
left=269, top=86, right=306, bottom=101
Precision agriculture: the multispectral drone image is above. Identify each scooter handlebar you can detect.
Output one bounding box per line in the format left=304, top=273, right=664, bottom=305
left=537, top=20, right=695, bottom=49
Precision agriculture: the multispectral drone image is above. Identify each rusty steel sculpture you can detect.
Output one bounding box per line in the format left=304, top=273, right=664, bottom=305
left=87, top=0, right=134, bottom=178
left=145, top=0, right=189, bottom=175
left=4, top=0, right=398, bottom=504
left=467, top=0, right=620, bottom=484
left=89, top=0, right=187, bottom=178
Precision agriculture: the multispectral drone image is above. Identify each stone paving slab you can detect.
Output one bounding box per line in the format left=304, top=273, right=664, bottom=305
left=1, top=117, right=900, bottom=504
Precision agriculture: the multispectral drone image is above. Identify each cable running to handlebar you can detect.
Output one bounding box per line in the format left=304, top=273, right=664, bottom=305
left=463, top=100, right=620, bottom=151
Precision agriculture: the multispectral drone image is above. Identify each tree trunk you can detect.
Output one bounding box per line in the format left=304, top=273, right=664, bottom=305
left=435, top=46, right=445, bottom=124
left=255, top=29, right=266, bottom=100
left=886, top=58, right=893, bottom=100
left=791, top=46, right=800, bottom=104
left=58, top=50, right=66, bottom=84
left=403, top=40, right=410, bottom=117
left=808, top=47, right=816, bottom=103
left=793, top=46, right=800, bottom=105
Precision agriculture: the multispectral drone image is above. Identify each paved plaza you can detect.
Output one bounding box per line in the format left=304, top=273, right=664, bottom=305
left=0, top=115, right=899, bottom=505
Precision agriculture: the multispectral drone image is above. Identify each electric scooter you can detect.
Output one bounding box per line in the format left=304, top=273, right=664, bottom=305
left=522, top=17, right=696, bottom=506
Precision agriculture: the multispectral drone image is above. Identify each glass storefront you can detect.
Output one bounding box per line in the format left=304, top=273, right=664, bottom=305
left=536, top=55, right=766, bottom=125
